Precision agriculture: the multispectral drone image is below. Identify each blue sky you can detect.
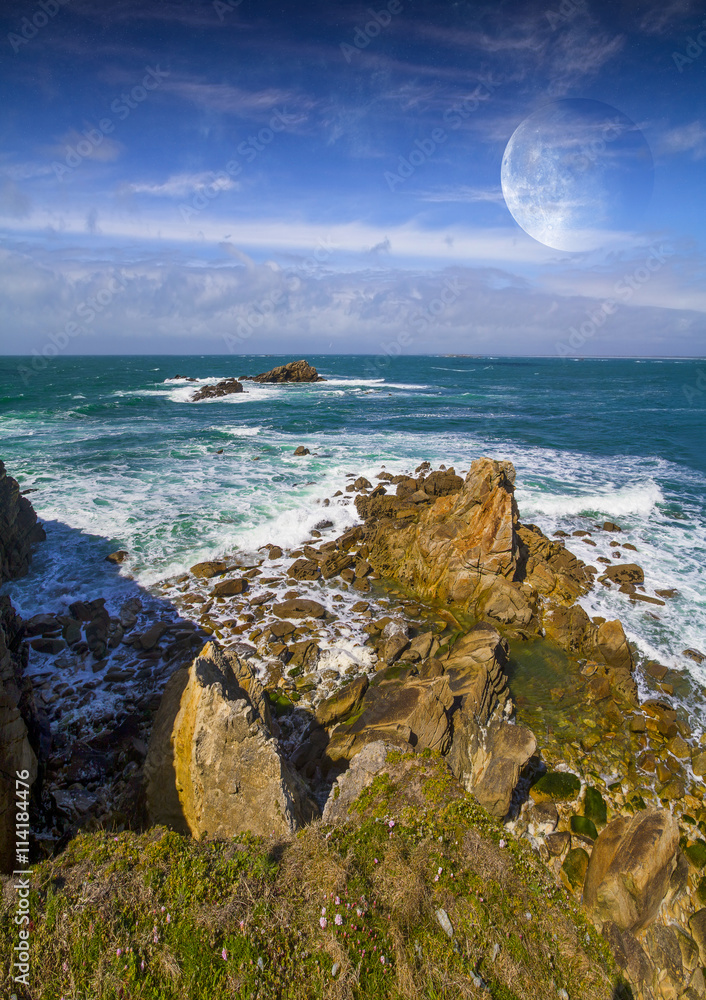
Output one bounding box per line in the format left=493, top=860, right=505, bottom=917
left=0, top=0, right=705, bottom=357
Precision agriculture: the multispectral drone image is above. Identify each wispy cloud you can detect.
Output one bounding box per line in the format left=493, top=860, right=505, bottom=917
left=122, top=172, right=239, bottom=197
left=418, top=185, right=505, bottom=204
left=658, top=121, right=706, bottom=160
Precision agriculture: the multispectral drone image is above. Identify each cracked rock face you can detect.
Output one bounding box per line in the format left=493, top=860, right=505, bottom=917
left=144, top=642, right=315, bottom=839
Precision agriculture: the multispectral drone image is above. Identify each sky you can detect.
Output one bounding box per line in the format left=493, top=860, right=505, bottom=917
left=0, top=0, right=705, bottom=357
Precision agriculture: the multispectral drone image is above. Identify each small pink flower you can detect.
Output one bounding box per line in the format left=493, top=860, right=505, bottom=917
left=373, top=857, right=378, bottom=864
left=239, top=920, right=244, bottom=931
left=166, top=914, right=171, bottom=923
left=499, top=839, right=506, bottom=849
left=335, top=896, right=340, bottom=905
left=388, top=820, right=395, bottom=829
left=320, top=916, right=328, bottom=929
left=381, top=955, right=386, bottom=964
left=62, top=961, right=68, bottom=972
left=116, top=948, right=122, bottom=957
left=335, top=914, right=343, bottom=926
left=221, top=948, right=227, bottom=960
left=321, top=907, right=326, bottom=916
left=434, top=874, right=439, bottom=882
left=141, top=960, right=145, bottom=971
left=161, top=906, right=165, bottom=913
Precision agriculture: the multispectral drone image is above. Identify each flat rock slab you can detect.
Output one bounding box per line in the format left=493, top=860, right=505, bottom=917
left=212, top=578, right=249, bottom=596
left=272, top=599, right=326, bottom=619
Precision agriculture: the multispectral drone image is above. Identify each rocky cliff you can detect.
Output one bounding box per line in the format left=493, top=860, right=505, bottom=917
left=0, top=460, right=45, bottom=582
left=0, top=461, right=44, bottom=873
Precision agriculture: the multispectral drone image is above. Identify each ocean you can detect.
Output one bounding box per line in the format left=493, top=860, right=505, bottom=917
left=1, top=354, right=705, bottom=689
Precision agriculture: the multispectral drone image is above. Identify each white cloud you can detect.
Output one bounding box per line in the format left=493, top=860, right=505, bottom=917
left=122, top=172, right=239, bottom=197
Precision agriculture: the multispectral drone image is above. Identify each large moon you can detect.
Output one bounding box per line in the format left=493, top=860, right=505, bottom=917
left=501, top=99, right=654, bottom=252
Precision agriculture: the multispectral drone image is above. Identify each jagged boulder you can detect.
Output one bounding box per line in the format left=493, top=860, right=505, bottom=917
left=448, top=715, right=536, bottom=818
left=144, top=643, right=314, bottom=838
left=325, top=668, right=454, bottom=767
left=583, top=808, right=680, bottom=932
left=360, top=458, right=520, bottom=607
left=0, top=461, right=45, bottom=582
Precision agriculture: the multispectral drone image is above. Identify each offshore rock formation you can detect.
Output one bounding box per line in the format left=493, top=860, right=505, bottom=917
left=192, top=377, right=244, bottom=401
left=244, top=359, right=325, bottom=383
left=144, top=642, right=315, bottom=839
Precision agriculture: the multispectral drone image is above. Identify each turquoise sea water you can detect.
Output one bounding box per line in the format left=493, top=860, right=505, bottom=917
left=1, top=354, right=705, bottom=683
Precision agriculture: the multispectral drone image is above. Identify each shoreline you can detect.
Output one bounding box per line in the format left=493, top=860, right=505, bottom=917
left=3, top=453, right=706, bottom=997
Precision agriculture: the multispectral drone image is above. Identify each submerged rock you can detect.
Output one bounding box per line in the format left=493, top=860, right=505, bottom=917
left=192, top=378, right=244, bottom=401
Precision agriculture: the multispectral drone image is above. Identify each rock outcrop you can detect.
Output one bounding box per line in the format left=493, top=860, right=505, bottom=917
left=144, top=642, right=314, bottom=839
left=192, top=378, right=244, bottom=401
left=243, top=360, right=325, bottom=383
left=0, top=467, right=44, bottom=873
left=0, top=460, right=45, bottom=582
left=583, top=808, right=680, bottom=932
left=356, top=457, right=633, bottom=688
left=322, top=740, right=400, bottom=823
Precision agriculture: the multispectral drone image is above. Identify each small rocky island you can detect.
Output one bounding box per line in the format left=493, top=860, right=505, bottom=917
left=2, top=455, right=706, bottom=999
left=188, top=358, right=325, bottom=401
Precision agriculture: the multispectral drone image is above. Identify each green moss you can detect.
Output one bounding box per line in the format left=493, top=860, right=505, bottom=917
left=570, top=815, right=598, bottom=841
left=531, top=771, right=581, bottom=802
left=583, top=786, right=607, bottom=828
left=684, top=840, right=706, bottom=869
left=562, top=848, right=590, bottom=891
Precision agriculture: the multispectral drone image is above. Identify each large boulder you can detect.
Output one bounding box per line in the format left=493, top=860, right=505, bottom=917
left=583, top=808, right=679, bottom=932
left=0, top=460, right=45, bottom=582
left=325, top=668, right=454, bottom=767
left=144, top=642, right=314, bottom=838
left=448, top=714, right=536, bottom=818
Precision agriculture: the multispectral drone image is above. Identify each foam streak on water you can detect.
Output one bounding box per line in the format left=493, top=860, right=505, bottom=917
left=1, top=354, right=704, bottom=683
